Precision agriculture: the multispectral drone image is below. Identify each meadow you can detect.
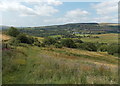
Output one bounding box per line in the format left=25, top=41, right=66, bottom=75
left=2, top=26, right=119, bottom=84
left=2, top=45, right=118, bottom=84
left=81, top=33, right=118, bottom=44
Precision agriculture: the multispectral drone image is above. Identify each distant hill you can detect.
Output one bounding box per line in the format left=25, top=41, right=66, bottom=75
left=1, top=23, right=119, bottom=37
left=0, top=26, right=10, bottom=30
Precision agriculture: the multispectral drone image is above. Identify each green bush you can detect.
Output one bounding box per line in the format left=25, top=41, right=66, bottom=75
left=73, top=38, right=83, bottom=43
left=41, top=43, right=45, bottom=47
left=107, top=44, right=120, bottom=55
left=7, top=27, right=20, bottom=37
left=16, top=34, right=34, bottom=44
left=9, top=38, right=20, bottom=46
left=34, top=41, right=41, bottom=47
left=43, top=37, right=56, bottom=45
left=55, top=43, right=62, bottom=48
left=77, top=42, right=97, bottom=51
left=61, top=39, right=76, bottom=48
left=2, top=43, right=10, bottom=49
left=98, top=45, right=108, bottom=52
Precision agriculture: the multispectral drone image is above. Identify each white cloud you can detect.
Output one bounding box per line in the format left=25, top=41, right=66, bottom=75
left=92, top=0, right=118, bottom=23
left=93, top=1, right=118, bottom=15
left=65, top=9, right=89, bottom=18
left=0, top=0, right=62, bottom=16
left=0, top=1, right=36, bottom=16
left=91, top=15, right=118, bottom=23
left=24, top=0, right=62, bottom=6
left=44, top=9, right=90, bottom=24
left=33, top=5, right=58, bottom=16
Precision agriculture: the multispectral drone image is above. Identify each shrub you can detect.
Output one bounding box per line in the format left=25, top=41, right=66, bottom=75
left=54, top=37, right=61, bottom=40
left=77, top=42, right=97, bottom=51
left=61, top=39, right=76, bottom=48
left=16, top=34, right=34, bottom=44
left=55, top=43, right=62, bottom=48
left=98, top=45, right=108, bottom=52
left=7, top=27, right=20, bottom=37
left=2, top=43, right=10, bottom=49
left=41, top=43, right=45, bottom=47
left=73, top=39, right=83, bottom=43
left=34, top=41, right=41, bottom=47
left=107, top=44, right=120, bottom=55
left=9, top=38, right=20, bottom=46
left=43, top=37, right=56, bottom=45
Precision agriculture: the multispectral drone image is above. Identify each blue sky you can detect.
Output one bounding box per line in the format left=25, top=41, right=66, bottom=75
left=0, top=0, right=118, bottom=27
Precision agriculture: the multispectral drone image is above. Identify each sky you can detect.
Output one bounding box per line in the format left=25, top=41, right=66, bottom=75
left=0, top=0, right=119, bottom=27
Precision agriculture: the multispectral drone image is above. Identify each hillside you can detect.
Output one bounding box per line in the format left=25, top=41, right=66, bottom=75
left=1, top=23, right=119, bottom=37
left=3, top=45, right=118, bottom=84
left=2, top=27, right=119, bottom=84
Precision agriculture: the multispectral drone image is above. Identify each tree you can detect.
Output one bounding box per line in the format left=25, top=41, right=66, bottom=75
left=61, top=39, right=76, bottom=48
left=107, top=44, right=120, bottom=55
left=16, top=33, right=34, bottom=44
left=73, top=38, right=83, bottom=43
left=55, top=43, right=62, bottom=48
left=7, top=27, right=20, bottom=37
left=43, top=37, right=56, bottom=45
left=98, top=45, right=108, bottom=52
left=77, top=42, right=97, bottom=51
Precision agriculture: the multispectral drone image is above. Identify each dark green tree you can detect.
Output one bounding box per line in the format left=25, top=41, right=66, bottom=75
left=16, top=33, right=34, bottom=44
left=107, top=44, right=120, bottom=55
left=61, top=39, right=76, bottom=48
left=43, top=37, right=56, bottom=45
left=7, top=27, right=20, bottom=37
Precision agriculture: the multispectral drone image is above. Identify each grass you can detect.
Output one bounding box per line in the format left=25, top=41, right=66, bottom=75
left=0, top=34, right=11, bottom=41
left=2, top=45, right=118, bottom=84
left=81, top=33, right=118, bottom=44
left=49, top=35, right=62, bottom=38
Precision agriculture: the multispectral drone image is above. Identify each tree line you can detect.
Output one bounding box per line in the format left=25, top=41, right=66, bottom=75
left=2, top=27, right=120, bottom=56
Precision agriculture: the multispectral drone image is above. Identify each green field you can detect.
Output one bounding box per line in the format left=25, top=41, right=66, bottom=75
left=2, top=29, right=119, bottom=84
left=81, top=33, right=118, bottom=44
left=3, top=45, right=118, bottom=84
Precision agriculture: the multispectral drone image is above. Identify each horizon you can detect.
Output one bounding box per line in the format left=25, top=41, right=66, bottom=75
left=0, top=0, right=118, bottom=27
left=1, top=22, right=119, bottom=28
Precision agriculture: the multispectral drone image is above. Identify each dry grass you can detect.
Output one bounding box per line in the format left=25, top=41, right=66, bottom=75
left=41, top=47, right=118, bottom=69
left=0, top=34, right=11, bottom=41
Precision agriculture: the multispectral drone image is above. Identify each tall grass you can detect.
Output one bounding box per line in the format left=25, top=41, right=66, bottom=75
left=2, top=46, right=118, bottom=84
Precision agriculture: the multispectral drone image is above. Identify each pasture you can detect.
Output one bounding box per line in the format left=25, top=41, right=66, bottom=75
left=2, top=45, right=118, bottom=84
left=81, top=33, right=118, bottom=44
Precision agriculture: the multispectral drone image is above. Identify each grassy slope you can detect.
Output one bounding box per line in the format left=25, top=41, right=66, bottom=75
left=2, top=33, right=119, bottom=84
left=3, top=45, right=118, bottom=84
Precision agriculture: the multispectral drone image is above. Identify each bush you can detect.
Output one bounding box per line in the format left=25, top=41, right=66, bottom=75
left=98, top=45, right=108, bottom=52
left=55, top=43, right=62, bottom=48
left=77, top=42, right=97, bottom=51
left=16, top=34, right=34, bottom=44
left=61, top=39, right=76, bottom=48
left=41, top=43, right=45, bottom=47
left=7, top=27, right=20, bottom=37
left=107, top=44, right=120, bottom=55
left=73, top=39, right=83, bottom=43
left=34, top=41, right=41, bottom=47
left=43, top=37, right=56, bottom=45
left=9, top=38, right=20, bottom=46
left=2, top=43, right=10, bottom=49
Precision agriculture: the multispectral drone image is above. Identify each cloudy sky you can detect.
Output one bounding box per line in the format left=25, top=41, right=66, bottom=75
left=0, top=0, right=119, bottom=27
